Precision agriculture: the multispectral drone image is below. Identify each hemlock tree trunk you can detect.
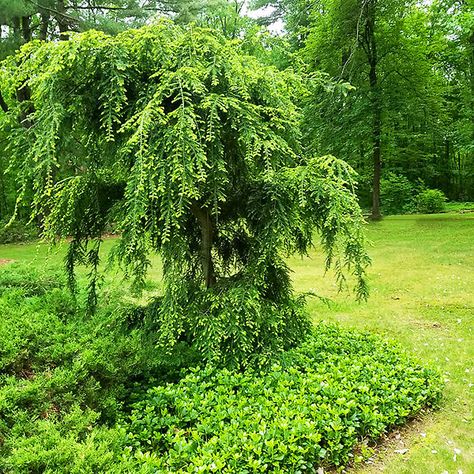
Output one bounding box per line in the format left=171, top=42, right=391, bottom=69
left=0, top=92, right=7, bottom=113
left=191, top=203, right=216, bottom=288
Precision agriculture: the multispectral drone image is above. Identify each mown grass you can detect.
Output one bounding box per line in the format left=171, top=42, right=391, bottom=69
left=290, top=214, right=474, bottom=473
left=445, top=201, right=474, bottom=213
left=0, top=213, right=472, bottom=473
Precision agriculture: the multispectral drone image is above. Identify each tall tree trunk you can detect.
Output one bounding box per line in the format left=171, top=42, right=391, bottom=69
left=12, top=17, right=21, bottom=40
left=39, top=13, right=50, bottom=41
left=0, top=147, right=6, bottom=218
left=469, top=28, right=474, bottom=160
left=21, top=16, right=32, bottom=43
left=363, top=0, right=382, bottom=220
left=191, top=203, right=216, bottom=288
left=370, top=64, right=382, bottom=220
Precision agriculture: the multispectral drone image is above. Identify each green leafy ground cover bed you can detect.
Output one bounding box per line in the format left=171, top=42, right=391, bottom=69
left=126, top=326, right=441, bottom=472
left=0, top=267, right=441, bottom=473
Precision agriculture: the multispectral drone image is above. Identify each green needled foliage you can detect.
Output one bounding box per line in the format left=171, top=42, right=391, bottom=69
left=0, top=21, right=369, bottom=365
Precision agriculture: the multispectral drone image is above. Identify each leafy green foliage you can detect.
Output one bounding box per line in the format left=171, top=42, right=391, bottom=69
left=444, top=201, right=474, bottom=213
left=416, top=189, right=447, bottom=214
left=0, top=21, right=369, bottom=365
left=0, top=260, right=442, bottom=473
left=125, top=324, right=442, bottom=472
left=380, top=173, right=421, bottom=215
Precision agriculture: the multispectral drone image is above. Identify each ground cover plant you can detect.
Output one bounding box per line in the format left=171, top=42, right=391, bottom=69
left=0, top=266, right=196, bottom=473
left=0, top=265, right=441, bottom=472
left=125, top=326, right=441, bottom=472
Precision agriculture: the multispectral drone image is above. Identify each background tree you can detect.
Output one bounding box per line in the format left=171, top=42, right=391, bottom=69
left=431, top=0, right=474, bottom=200
left=0, top=22, right=369, bottom=366
left=300, top=0, right=441, bottom=219
left=254, top=0, right=473, bottom=212
left=0, top=0, right=167, bottom=49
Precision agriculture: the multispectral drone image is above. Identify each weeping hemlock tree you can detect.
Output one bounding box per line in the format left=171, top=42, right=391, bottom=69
left=0, top=21, right=369, bottom=366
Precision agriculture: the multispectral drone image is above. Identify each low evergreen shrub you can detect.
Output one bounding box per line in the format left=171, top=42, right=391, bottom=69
left=380, top=173, right=420, bottom=215
left=0, top=266, right=193, bottom=473
left=0, top=407, right=134, bottom=474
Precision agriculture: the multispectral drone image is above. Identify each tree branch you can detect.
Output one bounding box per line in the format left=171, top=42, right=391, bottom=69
left=27, top=0, right=80, bottom=26
left=69, top=4, right=168, bottom=11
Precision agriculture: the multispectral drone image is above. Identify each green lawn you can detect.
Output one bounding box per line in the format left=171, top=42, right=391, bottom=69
left=290, top=214, right=474, bottom=473
left=0, top=213, right=472, bottom=473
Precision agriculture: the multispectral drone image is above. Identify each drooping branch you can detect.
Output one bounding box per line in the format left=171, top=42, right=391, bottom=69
left=27, top=0, right=80, bottom=29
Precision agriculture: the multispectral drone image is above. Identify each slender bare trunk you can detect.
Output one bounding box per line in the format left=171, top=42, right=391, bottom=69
left=21, top=16, right=32, bottom=43
left=12, top=17, right=21, bottom=41
left=40, top=13, right=50, bottom=41
left=370, top=63, right=382, bottom=220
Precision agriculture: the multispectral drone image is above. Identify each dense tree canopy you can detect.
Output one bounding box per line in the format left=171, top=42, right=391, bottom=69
left=0, top=21, right=369, bottom=365
left=255, top=0, right=474, bottom=211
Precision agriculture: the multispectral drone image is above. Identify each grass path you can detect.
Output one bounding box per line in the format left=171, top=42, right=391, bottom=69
left=0, top=213, right=472, bottom=473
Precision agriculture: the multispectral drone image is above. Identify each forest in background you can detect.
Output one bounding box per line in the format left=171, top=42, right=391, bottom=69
left=0, top=0, right=473, bottom=223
